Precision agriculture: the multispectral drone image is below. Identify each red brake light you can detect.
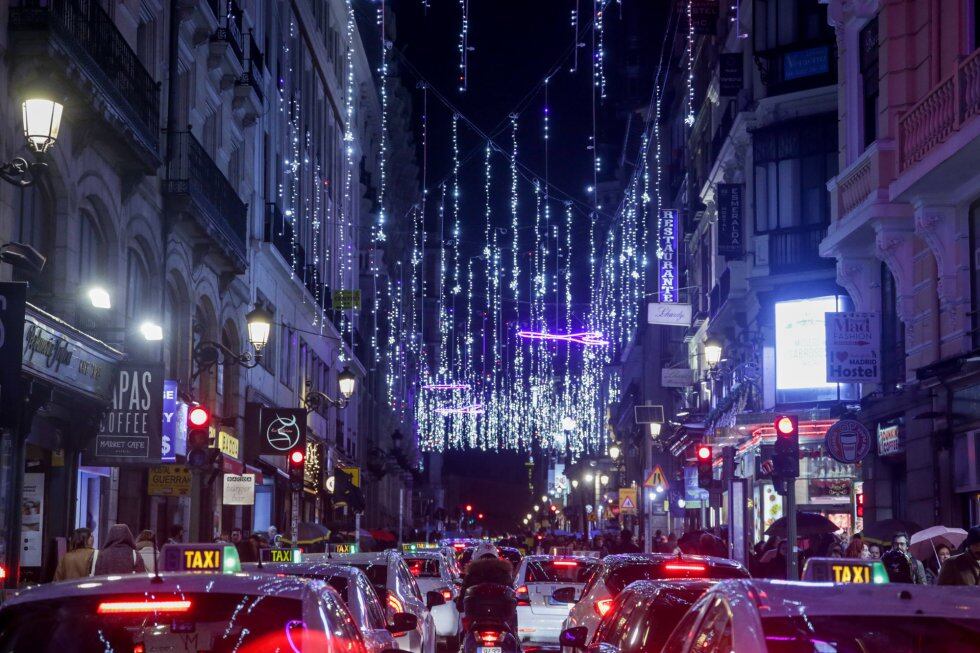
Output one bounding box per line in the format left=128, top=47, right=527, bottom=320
left=515, top=584, right=530, bottom=606
left=552, top=560, right=578, bottom=567
left=441, top=588, right=453, bottom=601
left=663, top=562, right=708, bottom=574
left=97, top=600, right=192, bottom=614
left=0, top=565, right=7, bottom=581
left=453, top=543, right=466, bottom=550
left=476, top=630, right=503, bottom=646
left=594, top=598, right=613, bottom=616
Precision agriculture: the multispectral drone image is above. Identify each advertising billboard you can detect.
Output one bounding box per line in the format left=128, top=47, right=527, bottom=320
left=775, top=296, right=857, bottom=403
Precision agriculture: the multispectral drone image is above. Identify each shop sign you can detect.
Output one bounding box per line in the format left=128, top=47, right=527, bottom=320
left=22, top=309, right=116, bottom=402
left=340, top=465, right=361, bottom=488
left=332, top=289, right=361, bottom=310
left=217, top=429, right=240, bottom=458
left=877, top=424, right=904, bottom=456
left=825, top=312, right=880, bottom=383
left=717, top=184, right=744, bottom=258
left=808, top=478, right=852, bottom=503
left=21, top=472, right=44, bottom=567
left=775, top=296, right=840, bottom=393
left=647, top=302, right=691, bottom=327
left=657, top=210, right=679, bottom=302
left=824, top=419, right=873, bottom=464
left=148, top=465, right=191, bottom=497
left=259, top=407, right=307, bottom=455
left=304, top=440, right=321, bottom=489
left=719, top=53, right=743, bottom=96
left=661, top=367, right=694, bottom=388
left=161, top=380, right=187, bottom=462
left=683, top=466, right=708, bottom=507
left=691, top=0, right=719, bottom=34
left=94, top=363, right=164, bottom=461
left=222, top=473, right=256, bottom=506
left=0, top=282, right=27, bottom=427
left=784, top=46, right=831, bottom=80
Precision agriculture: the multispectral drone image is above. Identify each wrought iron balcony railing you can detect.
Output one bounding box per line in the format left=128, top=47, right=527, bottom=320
left=768, top=223, right=833, bottom=274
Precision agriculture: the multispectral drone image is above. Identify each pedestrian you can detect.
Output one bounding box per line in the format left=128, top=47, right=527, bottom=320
left=829, top=543, right=844, bottom=558
left=868, top=543, right=881, bottom=559
left=268, top=525, right=279, bottom=546
left=844, top=535, right=864, bottom=559
left=232, top=527, right=258, bottom=562
left=592, top=534, right=609, bottom=557
left=93, top=524, right=146, bottom=575
left=937, top=526, right=980, bottom=586
left=881, top=532, right=927, bottom=584
left=167, top=524, right=184, bottom=544
left=613, top=528, right=641, bottom=554
left=924, top=544, right=951, bottom=584
left=135, top=529, right=158, bottom=571
left=53, top=528, right=95, bottom=582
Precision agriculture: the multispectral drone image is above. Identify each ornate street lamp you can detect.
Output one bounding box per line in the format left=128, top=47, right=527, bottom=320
left=704, top=339, right=723, bottom=369
left=305, top=366, right=358, bottom=410
left=191, top=303, right=273, bottom=380
left=608, top=443, right=621, bottom=460
left=2, top=98, right=63, bottom=187
left=245, top=304, right=273, bottom=353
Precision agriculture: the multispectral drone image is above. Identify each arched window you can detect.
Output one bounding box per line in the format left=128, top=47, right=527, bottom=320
left=78, top=210, right=106, bottom=284
left=15, top=183, right=55, bottom=292
left=125, top=248, right=149, bottom=322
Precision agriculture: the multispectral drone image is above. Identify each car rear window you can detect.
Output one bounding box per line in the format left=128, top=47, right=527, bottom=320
left=0, top=593, right=353, bottom=653
left=762, top=615, right=980, bottom=652
left=405, top=557, right=441, bottom=578
left=352, top=564, right=389, bottom=596
left=605, top=561, right=747, bottom=593
left=524, top=560, right=598, bottom=583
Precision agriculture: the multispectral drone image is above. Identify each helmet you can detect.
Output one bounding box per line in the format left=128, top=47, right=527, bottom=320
left=471, top=543, right=499, bottom=561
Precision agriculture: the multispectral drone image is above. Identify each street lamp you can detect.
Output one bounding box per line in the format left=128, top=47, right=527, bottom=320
left=648, top=422, right=662, bottom=437
left=306, top=366, right=358, bottom=410
left=86, top=286, right=111, bottom=310
left=245, top=304, right=273, bottom=353
left=599, top=474, right=609, bottom=486
left=191, top=303, right=276, bottom=380
left=139, top=321, right=164, bottom=341
left=584, top=472, right=594, bottom=483
left=704, top=339, right=723, bottom=368
left=608, top=444, right=621, bottom=460
left=2, top=98, right=63, bottom=187
left=571, top=479, right=579, bottom=488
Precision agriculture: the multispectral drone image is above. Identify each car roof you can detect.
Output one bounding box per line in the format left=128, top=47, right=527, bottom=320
left=716, top=579, right=980, bottom=618
left=522, top=554, right=598, bottom=563
left=402, top=551, right=445, bottom=560
left=620, top=579, right=717, bottom=598
left=3, top=572, right=320, bottom=608
left=604, top=553, right=747, bottom=572
left=243, top=561, right=369, bottom=581
left=307, top=551, right=399, bottom=564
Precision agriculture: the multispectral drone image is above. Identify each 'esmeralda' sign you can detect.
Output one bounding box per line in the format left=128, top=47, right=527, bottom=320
left=94, top=363, right=164, bottom=461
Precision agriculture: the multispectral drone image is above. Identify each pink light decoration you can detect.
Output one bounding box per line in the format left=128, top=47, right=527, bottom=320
left=516, top=330, right=610, bottom=346
left=422, top=383, right=472, bottom=391
left=435, top=404, right=485, bottom=415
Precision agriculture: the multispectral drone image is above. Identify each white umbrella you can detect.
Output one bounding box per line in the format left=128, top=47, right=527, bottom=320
left=909, top=526, right=968, bottom=561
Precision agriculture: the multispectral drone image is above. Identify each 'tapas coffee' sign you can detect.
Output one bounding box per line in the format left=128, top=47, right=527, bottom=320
left=94, top=363, right=164, bottom=461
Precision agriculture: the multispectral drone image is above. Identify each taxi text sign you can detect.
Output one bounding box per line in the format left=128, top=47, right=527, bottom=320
left=330, top=543, right=359, bottom=554
left=802, top=557, right=887, bottom=584
left=222, top=473, right=256, bottom=505
left=161, top=544, right=230, bottom=572
left=262, top=548, right=302, bottom=563
left=148, top=465, right=191, bottom=497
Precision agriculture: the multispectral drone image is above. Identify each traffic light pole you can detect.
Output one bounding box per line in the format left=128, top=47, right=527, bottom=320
left=785, top=484, right=797, bottom=580
left=291, top=488, right=300, bottom=547
left=189, top=468, right=202, bottom=542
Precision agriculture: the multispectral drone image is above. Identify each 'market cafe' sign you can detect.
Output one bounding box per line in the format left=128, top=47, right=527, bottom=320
left=94, top=363, right=164, bottom=461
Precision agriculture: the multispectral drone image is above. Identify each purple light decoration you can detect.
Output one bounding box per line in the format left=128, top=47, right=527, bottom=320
left=435, top=403, right=485, bottom=415
left=516, top=330, right=610, bottom=346
left=422, top=382, right=472, bottom=391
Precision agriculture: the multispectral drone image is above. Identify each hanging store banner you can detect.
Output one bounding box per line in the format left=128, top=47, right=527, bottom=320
left=223, top=473, right=256, bottom=506
left=717, top=184, right=744, bottom=258
left=332, top=289, right=361, bottom=310
left=161, top=380, right=181, bottom=461
left=825, top=312, right=880, bottom=383
left=825, top=419, right=873, bottom=464
left=691, top=0, right=720, bottom=34
left=647, top=302, right=692, bottom=327
left=658, top=209, right=679, bottom=303
left=258, top=407, right=307, bottom=455
left=662, top=368, right=695, bottom=388
left=0, top=282, right=27, bottom=427
left=877, top=423, right=905, bottom=456
left=147, top=465, right=192, bottom=497
left=719, top=52, right=743, bottom=96
left=94, top=363, right=164, bottom=461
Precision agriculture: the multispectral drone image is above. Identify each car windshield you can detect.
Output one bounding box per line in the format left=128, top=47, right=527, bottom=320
left=352, top=563, right=389, bottom=596
left=405, top=558, right=441, bottom=578
left=599, top=586, right=708, bottom=653
left=0, top=593, right=352, bottom=653
left=605, top=562, right=747, bottom=594
left=524, top=560, right=598, bottom=583
left=762, top=615, right=980, bottom=652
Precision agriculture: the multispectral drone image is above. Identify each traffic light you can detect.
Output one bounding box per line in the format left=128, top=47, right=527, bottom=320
left=288, top=447, right=305, bottom=492
left=856, top=491, right=864, bottom=518
left=465, top=504, right=473, bottom=513
left=696, top=444, right=713, bottom=489
left=773, top=415, right=800, bottom=481
left=187, top=406, right=211, bottom=468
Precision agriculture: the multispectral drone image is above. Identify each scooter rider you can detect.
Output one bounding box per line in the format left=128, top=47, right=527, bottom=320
left=457, top=544, right=518, bottom=633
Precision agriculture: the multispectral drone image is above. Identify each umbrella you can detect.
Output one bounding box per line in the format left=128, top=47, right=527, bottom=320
left=280, top=522, right=331, bottom=546
left=909, top=526, right=967, bottom=561
left=764, top=512, right=839, bottom=538
left=860, top=518, right=922, bottom=545
left=370, top=529, right=397, bottom=543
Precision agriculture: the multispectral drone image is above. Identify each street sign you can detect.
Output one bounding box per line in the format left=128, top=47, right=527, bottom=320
left=619, top=488, right=637, bottom=514
left=222, top=473, right=256, bottom=505
left=661, top=368, right=694, bottom=388
left=824, top=419, right=873, bottom=464
left=644, top=466, right=669, bottom=489
left=259, top=408, right=307, bottom=455
left=634, top=405, right=665, bottom=424
left=332, top=290, right=361, bottom=310
left=147, top=465, right=192, bottom=496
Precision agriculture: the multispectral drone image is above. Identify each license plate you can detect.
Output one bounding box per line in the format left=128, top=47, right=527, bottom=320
left=477, top=648, right=502, bottom=653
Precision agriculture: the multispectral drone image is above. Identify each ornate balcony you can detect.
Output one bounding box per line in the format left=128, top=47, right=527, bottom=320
left=768, top=224, right=834, bottom=274
left=9, top=0, right=161, bottom=172
left=165, top=131, right=247, bottom=272
left=208, top=0, right=244, bottom=87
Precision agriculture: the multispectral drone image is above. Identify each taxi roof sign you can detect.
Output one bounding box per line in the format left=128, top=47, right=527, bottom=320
left=160, top=543, right=241, bottom=574
left=801, top=557, right=888, bottom=585
left=402, top=542, right=439, bottom=552
left=328, top=542, right=359, bottom=554
left=261, top=548, right=303, bottom=564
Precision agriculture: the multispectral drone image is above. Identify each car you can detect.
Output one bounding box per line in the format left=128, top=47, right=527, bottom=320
left=307, top=549, right=440, bottom=653
left=559, top=580, right=715, bottom=653
left=460, top=545, right=524, bottom=571
left=244, top=559, right=407, bottom=653
left=0, top=543, right=374, bottom=652
left=403, top=551, right=464, bottom=648
left=659, top=579, right=980, bottom=652
left=512, top=555, right=601, bottom=646
left=558, top=553, right=749, bottom=653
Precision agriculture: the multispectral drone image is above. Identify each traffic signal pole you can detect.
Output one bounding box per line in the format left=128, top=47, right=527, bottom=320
left=786, top=485, right=797, bottom=580
left=291, top=487, right=300, bottom=547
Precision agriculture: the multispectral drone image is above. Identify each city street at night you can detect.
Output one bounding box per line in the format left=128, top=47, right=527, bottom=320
left=0, top=0, right=978, bottom=650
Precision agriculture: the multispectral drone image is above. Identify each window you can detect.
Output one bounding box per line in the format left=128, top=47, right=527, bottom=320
left=125, top=249, right=149, bottom=322
left=77, top=211, right=105, bottom=284
left=662, top=600, right=706, bottom=653
left=279, top=324, right=294, bottom=387
left=860, top=16, right=879, bottom=148
left=754, top=0, right=831, bottom=50
left=881, top=263, right=906, bottom=387
left=203, top=108, right=220, bottom=158
left=136, top=18, right=157, bottom=78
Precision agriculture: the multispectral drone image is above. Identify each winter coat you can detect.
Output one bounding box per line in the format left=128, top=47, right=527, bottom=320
left=135, top=540, right=157, bottom=572
left=53, top=547, right=95, bottom=582
left=937, top=552, right=980, bottom=586
left=456, top=557, right=514, bottom=611
left=94, top=524, right=146, bottom=576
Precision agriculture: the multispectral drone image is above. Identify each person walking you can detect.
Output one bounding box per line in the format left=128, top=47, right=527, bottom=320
left=938, top=526, right=980, bottom=586
left=135, top=530, right=158, bottom=572
left=53, top=528, right=96, bottom=582
left=93, top=524, right=146, bottom=575
left=613, top=528, right=641, bottom=554
left=167, top=524, right=184, bottom=544
left=844, top=535, right=864, bottom=559
left=881, top=532, right=927, bottom=584
left=924, top=544, right=952, bottom=584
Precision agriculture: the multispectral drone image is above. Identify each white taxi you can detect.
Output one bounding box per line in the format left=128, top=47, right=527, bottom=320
left=660, top=579, right=980, bottom=652
left=403, top=550, right=464, bottom=648
left=513, top=555, right=600, bottom=646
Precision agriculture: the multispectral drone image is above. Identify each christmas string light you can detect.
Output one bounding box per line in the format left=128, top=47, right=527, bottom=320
left=517, top=330, right=610, bottom=346
left=458, top=0, right=470, bottom=92
left=685, top=0, right=695, bottom=126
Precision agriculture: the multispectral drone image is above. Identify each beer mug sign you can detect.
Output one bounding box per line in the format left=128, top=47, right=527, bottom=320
left=824, top=419, right=872, bottom=464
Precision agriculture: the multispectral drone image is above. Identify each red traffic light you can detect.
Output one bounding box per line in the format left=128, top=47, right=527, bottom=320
left=290, top=450, right=305, bottom=465
left=465, top=504, right=473, bottom=512
left=188, top=406, right=210, bottom=427
left=696, top=445, right=711, bottom=461
left=775, top=415, right=797, bottom=436
left=477, top=513, right=484, bottom=520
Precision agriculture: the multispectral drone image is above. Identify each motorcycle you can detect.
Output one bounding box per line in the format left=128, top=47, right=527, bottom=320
left=460, top=583, right=522, bottom=653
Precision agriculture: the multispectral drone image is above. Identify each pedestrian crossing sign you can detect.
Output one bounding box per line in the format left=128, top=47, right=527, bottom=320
left=619, top=488, right=638, bottom=514
left=644, top=465, right=669, bottom=490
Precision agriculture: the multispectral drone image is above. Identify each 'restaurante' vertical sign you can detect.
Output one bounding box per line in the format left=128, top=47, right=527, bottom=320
left=658, top=209, right=679, bottom=302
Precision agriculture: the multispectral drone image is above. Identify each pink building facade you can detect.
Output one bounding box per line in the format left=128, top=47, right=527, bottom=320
left=822, top=0, right=980, bottom=527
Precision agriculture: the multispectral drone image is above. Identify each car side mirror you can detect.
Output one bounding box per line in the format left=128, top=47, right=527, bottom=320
left=426, top=590, right=446, bottom=608
left=552, top=587, right=577, bottom=603
left=559, top=626, right=589, bottom=649
left=388, top=612, right=418, bottom=634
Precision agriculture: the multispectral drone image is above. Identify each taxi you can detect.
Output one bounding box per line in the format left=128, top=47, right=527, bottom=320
left=800, top=556, right=889, bottom=584
left=659, top=579, right=980, bottom=652
left=0, top=543, right=377, bottom=652
left=244, top=551, right=407, bottom=653
left=306, top=548, right=440, bottom=653
left=402, top=550, right=464, bottom=648
left=513, top=555, right=600, bottom=647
